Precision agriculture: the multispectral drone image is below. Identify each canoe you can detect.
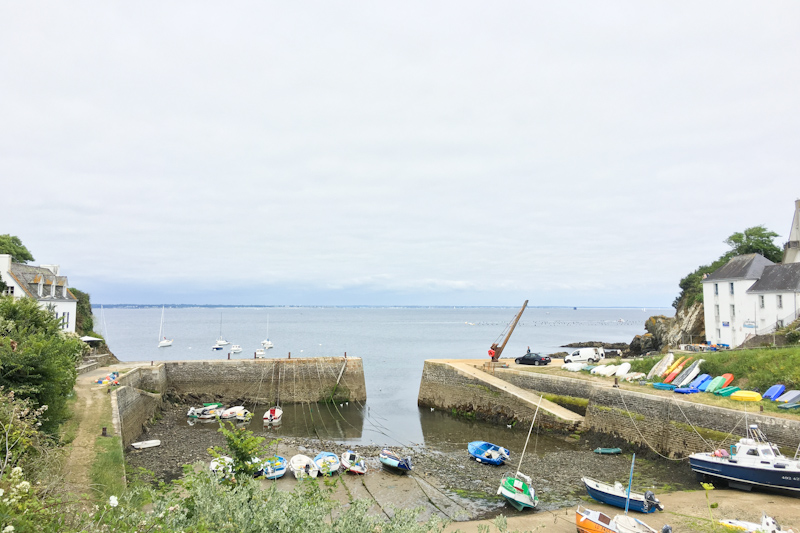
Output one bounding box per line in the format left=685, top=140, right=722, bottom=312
left=652, top=383, right=676, bottom=391
left=594, top=448, right=622, bottom=455
left=720, top=373, right=734, bottom=387
left=778, top=403, right=800, bottom=410
left=661, top=356, right=686, bottom=378
left=646, top=353, right=674, bottom=380
left=131, top=439, right=161, bottom=449
left=582, top=477, right=664, bottom=513
left=714, top=386, right=740, bottom=397
left=379, top=448, right=413, bottom=473
left=705, top=376, right=725, bottom=393
left=763, top=384, right=786, bottom=401
left=614, top=362, right=631, bottom=377
left=674, top=387, right=699, bottom=394
left=313, top=451, right=341, bottom=476
left=775, top=389, right=800, bottom=403
left=698, top=375, right=716, bottom=392
left=673, top=359, right=702, bottom=388
left=289, top=454, right=319, bottom=479
left=730, top=390, right=762, bottom=402
left=664, top=357, right=692, bottom=384
left=468, top=441, right=510, bottom=466
left=341, top=450, right=368, bottom=474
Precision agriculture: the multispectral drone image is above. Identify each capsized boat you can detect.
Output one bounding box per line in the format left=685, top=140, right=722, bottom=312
left=289, top=454, right=319, bottom=479
left=646, top=353, right=674, bottom=380
left=263, top=405, right=283, bottom=424
left=763, top=384, right=786, bottom=401
left=341, top=450, right=368, bottom=474
left=689, top=424, right=800, bottom=493
left=719, top=511, right=795, bottom=532
left=582, top=477, right=664, bottom=513
left=379, top=448, right=413, bottom=473
left=468, top=441, right=510, bottom=465
left=314, top=451, right=341, bottom=476
left=131, top=439, right=161, bottom=449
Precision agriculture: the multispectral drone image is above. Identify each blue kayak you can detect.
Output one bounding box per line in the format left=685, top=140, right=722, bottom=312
left=468, top=441, right=510, bottom=466
left=674, top=387, right=699, bottom=394
left=763, top=384, right=786, bottom=401
left=653, top=383, right=676, bottom=391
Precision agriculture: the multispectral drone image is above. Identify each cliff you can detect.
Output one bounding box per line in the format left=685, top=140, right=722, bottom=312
left=629, top=301, right=705, bottom=354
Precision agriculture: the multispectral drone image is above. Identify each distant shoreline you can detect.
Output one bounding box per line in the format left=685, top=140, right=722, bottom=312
left=93, top=304, right=673, bottom=310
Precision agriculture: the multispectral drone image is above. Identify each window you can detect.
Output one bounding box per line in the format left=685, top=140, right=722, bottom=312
left=777, top=320, right=784, bottom=329
left=729, top=282, right=734, bottom=295
left=777, top=295, right=783, bottom=309
left=2, top=286, right=12, bottom=296
left=759, top=295, right=765, bottom=309
left=715, top=304, right=720, bottom=316
left=714, top=283, right=719, bottom=296
left=716, top=328, right=721, bottom=338
left=61, top=312, right=69, bottom=330
left=730, top=304, right=735, bottom=318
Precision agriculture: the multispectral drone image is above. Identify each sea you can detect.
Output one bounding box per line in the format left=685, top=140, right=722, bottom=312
left=95, top=305, right=672, bottom=448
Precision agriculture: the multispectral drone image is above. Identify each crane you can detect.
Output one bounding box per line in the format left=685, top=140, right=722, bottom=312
left=488, top=300, right=528, bottom=362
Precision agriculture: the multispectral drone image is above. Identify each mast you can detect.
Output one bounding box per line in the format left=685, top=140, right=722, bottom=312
left=491, top=300, right=528, bottom=361
left=515, top=394, right=542, bottom=476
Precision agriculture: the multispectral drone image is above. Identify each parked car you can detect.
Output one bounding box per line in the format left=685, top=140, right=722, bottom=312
left=515, top=353, right=551, bottom=366
left=564, top=347, right=605, bottom=364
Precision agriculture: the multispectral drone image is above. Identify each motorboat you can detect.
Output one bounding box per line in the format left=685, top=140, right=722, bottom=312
left=253, top=455, right=287, bottom=480
left=689, top=424, right=800, bottom=493
left=263, top=406, right=283, bottom=424
left=582, top=477, right=664, bottom=513
left=575, top=506, right=669, bottom=533
left=719, top=511, right=794, bottom=532
left=289, top=454, right=319, bottom=479
left=255, top=348, right=266, bottom=357
left=341, top=450, right=368, bottom=474
left=314, top=451, right=341, bottom=476
left=187, top=403, right=225, bottom=419
left=211, top=344, right=223, bottom=351
left=220, top=406, right=251, bottom=421
left=379, top=448, right=412, bottom=473
left=468, top=441, right=510, bottom=466
left=231, top=344, right=242, bottom=353
left=210, top=456, right=234, bottom=479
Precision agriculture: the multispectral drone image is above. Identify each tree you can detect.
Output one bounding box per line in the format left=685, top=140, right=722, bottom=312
left=0, top=297, right=84, bottom=432
left=69, top=288, right=94, bottom=336
left=723, top=225, right=782, bottom=263
left=0, top=235, right=35, bottom=263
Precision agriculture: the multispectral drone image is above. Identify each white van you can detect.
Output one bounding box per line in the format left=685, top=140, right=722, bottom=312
left=564, top=347, right=605, bottom=364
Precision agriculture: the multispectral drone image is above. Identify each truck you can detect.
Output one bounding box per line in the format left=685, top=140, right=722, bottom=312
left=563, top=347, right=605, bottom=364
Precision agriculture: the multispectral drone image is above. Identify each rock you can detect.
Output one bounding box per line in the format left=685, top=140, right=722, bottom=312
left=631, top=301, right=705, bottom=353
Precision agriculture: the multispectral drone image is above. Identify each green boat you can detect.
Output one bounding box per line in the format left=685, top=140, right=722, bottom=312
left=593, top=448, right=622, bottom=455
left=714, top=386, right=740, bottom=397
left=497, top=473, right=538, bottom=511
left=778, top=403, right=800, bottom=410
left=704, top=376, right=726, bottom=393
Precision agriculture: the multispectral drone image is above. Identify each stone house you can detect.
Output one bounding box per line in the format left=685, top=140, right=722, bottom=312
left=0, top=253, right=78, bottom=332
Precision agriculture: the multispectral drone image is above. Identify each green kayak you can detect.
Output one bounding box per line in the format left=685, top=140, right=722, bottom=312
left=714, top=386, right=740, bottom=397
left=593, top=448, right=622, bottom=455
left=704, top=376, right=726, bottom=393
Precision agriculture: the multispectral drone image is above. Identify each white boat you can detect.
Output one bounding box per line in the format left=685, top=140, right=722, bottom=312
left=157, top=306, right=173, bottom=348
left=263, top=405, right=283, bottom=424
left=131, top=439, right=161, bottom=449
left=255, top=348, right=266, bottom=357
left=614, top=362, right=632, bottom=377
left=231, top=345, right=242, bottom=353
left=215, top=313, right=229, bottom=346
left=210, top=456, right=234, bottom=479
left=261, top=314, right=274, bottom=349
left=220, top=406, right=250, bottom=420
left=341, top=450, right=368, bottom=474
left=314, top=452, right=341, bottom=476
left=719, top=511, right=794, bottom=532
left=562, top=362, right=585, bottom=372
left=646, top=353, right=674, bottom=380
left=187, top=403, right=225, bottom=419
left=289, top=454, right=319, bottom=479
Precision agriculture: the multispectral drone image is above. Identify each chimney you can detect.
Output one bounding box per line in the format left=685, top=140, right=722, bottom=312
left=50, top=277, right=56, bottom=297
left=42, top=264, right=60, bottom=276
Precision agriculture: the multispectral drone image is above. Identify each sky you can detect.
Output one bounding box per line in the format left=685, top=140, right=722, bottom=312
left=1, top=2, right=798, bottom=307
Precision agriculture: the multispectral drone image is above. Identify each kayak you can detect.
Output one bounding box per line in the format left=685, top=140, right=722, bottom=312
left=730, top=390, right=762, bottom=402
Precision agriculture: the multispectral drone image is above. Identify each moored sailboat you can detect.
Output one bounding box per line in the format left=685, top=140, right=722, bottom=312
left=497, top=396, right=541, bottom=511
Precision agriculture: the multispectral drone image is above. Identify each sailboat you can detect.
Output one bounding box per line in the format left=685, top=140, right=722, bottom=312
left=215, top=313, right=229, bottom=346
left=497, top=396, right=541, bottom=511
left=158, top=306, right=173, bottom=348
left=261, top=314, right=274, bottom=349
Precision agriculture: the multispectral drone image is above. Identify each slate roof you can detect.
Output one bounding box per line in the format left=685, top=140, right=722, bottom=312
left=747, top=263, right=800, bottom=293
left=703, top=254, right=775, bottom=282
left=8, top=263, right=75, bottom=301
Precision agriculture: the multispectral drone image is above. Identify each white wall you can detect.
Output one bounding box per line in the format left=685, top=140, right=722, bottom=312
left=703, top=278, right=759, bottom=347
left=753, top=291, right=800, bottom=334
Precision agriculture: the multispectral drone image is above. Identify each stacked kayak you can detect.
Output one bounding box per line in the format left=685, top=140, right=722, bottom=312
left=714, top=386, right=740, bottom=397
left=762, top=384, right=786, bottom=401
left=730, top=390, right=762, bottom=402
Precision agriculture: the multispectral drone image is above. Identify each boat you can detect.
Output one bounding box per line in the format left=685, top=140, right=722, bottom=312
left=220, top=406, right=250, bottom=420
left=562, top=362, right=586, bottom=372
left=714, top=386, right=741, bottom=397
left=215, top=313, right=229, bottom=346
left=731, top=390, right=762, bottom=402
left=582, top=477, right=664, bottom=513
left=341, top=450, right=368, bottom=474
left=763, top=384, right=787, bottom=401
left=664, top=357, right=692, bottom=384
left=688, top=374, right=711, bottom=389
left=674, top=359, right=703, bottom=388
left=660, top=356, right=685, bottom=378
left=187, top=403, right=225, bottom=419
left=689, top=424, right=800, bottom=493
left=468, top=441, right=511, bottom=465
left=719, top=511, right=794, bottom=532
left=131, top=439, right=161, bottom=449
left=255, top=348, right=266, bottom=357
left=210, top=456, right=234, bottom=479
left=674, top=387, right=699, bottom=394
left=646, top=353, right=674, bottom=380
left=263, top=405, right=283, bottom=424
left=157, top=306, right=173, bottom=347
left=652, top=383, right=676, bottom=391
left=255, top=455, right=287, bottom=479
left=231, top=344, right=242, bottom=353
left=313, top=451, right=341, bottom=476
left=261, top=314, right=274, bottom=350
left=497, top=397, right=541, bottom=511
left=594, top=448, right=622, bottom=455
left=379, top=448, right=413, bottom=473
left=615, top=362, right=632, bottom=377
left=575, top=506, right=664, bottom=533
left=778, top=403, right=800, bottom=410
left=698, top=375, right=716, bottom=392
left=776, top=390, right=800, bottom=404
left=705, top=375, right=727, bottom=393
left=211, top=344, right=223, bottom=351
left=289, top=454, right=319, bottom=479
left=623, top=372, right=646, bottom=382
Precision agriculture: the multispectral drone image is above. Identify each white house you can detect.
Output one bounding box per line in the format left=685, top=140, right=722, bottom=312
left=0, top=253, right=78, bottom=332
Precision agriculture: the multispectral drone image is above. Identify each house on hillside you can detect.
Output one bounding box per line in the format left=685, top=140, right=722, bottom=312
left=0, top=253, right=78, bottom=332
left=701, top=201, right=800, bottom=347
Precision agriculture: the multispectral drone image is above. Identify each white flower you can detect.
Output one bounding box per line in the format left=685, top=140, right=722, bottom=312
left=109, top=495, right=118, bottom=507
left=4, top=525, right=16, bottom=533
left=0, top=489, right=4, bottom=497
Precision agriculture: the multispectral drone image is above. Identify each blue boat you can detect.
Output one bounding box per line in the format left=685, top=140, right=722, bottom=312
left=379, top=448, right=412, bottom=473
left=763, top=384, right=786, bottom=401
left=652, top=383, right=676, bottom=391
left=674, top=387, right=699, bottom=394
left=313, top=452, right=341, bottom=476
left=688, top=374, right=711, bottom=389
left=255, top=455, right=287, bottom=479
left=689, top=424, right=800, bottom=494
left=581, top=476, right=664, bottom=513
left=468, top=441, right=510, bottom=466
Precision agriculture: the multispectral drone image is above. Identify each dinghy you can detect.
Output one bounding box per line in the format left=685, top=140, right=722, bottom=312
left=582, top=477, right=664, bottom=513
left=468, top=441, right=510, bottom=465
left=652, top=383, right=676, bottom=391
left=776, top=390, right=800, bottom=404
left=341, top=450, right=368, bottom=474
left=688, top=374, right=711, bottom=389
left=289, top=454, right=319, bottom=479
left=614, top=362, right=632, bottom=377
left=220, top=406, right=251, bottom=420
left=660, top=356, right=685, bottom=378
left=210, top=456, right=234, bottom=479
left=664, top=357, right=692, bottom=384
left=763, top=384, right=786, bottom=401
left=576, top=506, right=665, bottom=533
left=379, top=448, right=413, bottom=473
left=731, top=390, right=762, bottom=402
left=131, top=439, right=161, bottom=449
left=674, top=359, right=704, bottom=388
left=646, top=353, right=674, bottom=380
left=719, top=511, right=794, bottom=532
left=714, top=386, right=740, bottom=397
left=187, top=403, right=225, bottom=419
left=263, top=405, right=283, bottom=424
left=313, top=451, right=341, bottom=476
left=255, top=455, right=287, bottom=479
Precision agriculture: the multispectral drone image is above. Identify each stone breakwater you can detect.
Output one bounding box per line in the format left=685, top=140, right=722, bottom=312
left=113, top=357, right=366, bottom=447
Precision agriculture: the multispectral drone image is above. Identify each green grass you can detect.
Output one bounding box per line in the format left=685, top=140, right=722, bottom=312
left=91, top=434, right=126, bottom=497
left=60, top=393, right=82, bottom=445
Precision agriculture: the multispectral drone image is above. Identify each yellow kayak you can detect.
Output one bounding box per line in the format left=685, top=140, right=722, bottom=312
left=661, top=356, right=685, bottom=377
left=730, top=390, right=762, bottom=402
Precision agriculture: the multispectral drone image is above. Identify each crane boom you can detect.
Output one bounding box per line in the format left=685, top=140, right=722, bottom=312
left=489, top=300, right=528, bottom=361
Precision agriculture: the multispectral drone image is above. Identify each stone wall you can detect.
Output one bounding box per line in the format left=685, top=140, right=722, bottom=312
left=118, top=364, right=167, bottom=393
left=114, top=385, right=162, bottom=447
left=164, top=357, right=366, bottom=404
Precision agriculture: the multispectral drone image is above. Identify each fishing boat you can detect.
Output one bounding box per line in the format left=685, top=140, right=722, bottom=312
left=379, top=448, right=413, bottom=473
left=157, top=306, right=173, bottom=347
left=689, top=424, right=800, bottom=493
left=341, top=450, right=368, bottom=474
left=313, top=451, right=341, bottom=476
left=289, top=454, right=319, bottom=479
left=497, top=396, right=541, bottom=511
left=468, top=441, right=510, bottom=465
left=719, top=511, right=794, bottom=532
left=582, top=477, right=664, bottom=513
left=254, top=455, right=287, bottom=479
left=187, top=403, right=225, bottom=419
left=263, top=405, right=283, bottom=424
left=131, top=439, right=161, bottom=449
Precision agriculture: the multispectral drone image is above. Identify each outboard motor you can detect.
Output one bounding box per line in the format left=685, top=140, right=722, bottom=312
left=645, top=490, right=664, bottom=511
left=660, top=526, right=673, bottom=533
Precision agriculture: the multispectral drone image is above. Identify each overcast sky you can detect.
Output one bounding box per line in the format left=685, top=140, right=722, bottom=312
left=1, top=2, right=798, bottom=307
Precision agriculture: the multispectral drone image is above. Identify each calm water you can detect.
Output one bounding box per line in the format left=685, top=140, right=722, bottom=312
left=97, top=306, right=671, bottom=446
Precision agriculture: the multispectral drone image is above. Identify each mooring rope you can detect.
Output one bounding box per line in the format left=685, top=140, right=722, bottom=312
left=614, top=387, right=683, bottom=462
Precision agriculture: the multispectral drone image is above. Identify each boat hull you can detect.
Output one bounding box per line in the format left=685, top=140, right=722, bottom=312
left=582, top=477, right=660, bottom=513
left=497, top=475, right=537, bottom=511
left=468, top=441, right=510, bottom=466
left=379, top=449, right=412, bottom=473
left=689, top=454, right=800, bottom=493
